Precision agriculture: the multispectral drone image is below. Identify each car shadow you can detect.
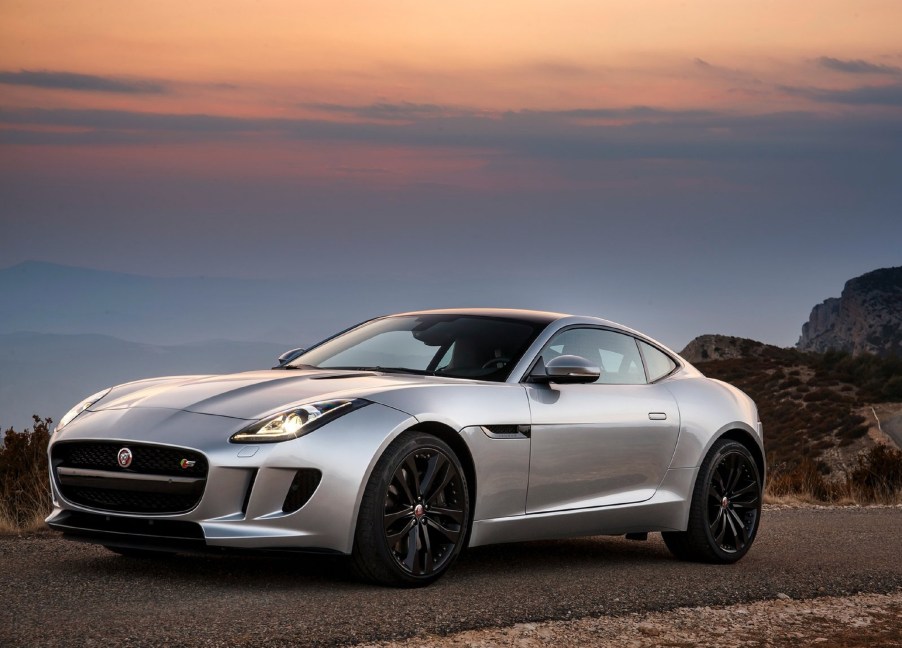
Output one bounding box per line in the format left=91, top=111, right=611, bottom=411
left=66, top=533, right=676, bottom=591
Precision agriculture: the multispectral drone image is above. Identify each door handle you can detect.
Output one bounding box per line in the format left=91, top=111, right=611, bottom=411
left=648, top=412, right=667, bottom=421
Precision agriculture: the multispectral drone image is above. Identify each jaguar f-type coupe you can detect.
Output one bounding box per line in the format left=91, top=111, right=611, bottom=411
left=47, top=309, right=764, bottom=586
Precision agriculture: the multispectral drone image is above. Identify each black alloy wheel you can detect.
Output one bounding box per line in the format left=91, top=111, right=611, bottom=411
left=663, top=438, right=762, bottom=563
left=706, top=450, right=760, bottom=553
left=353, top=432, right=469, bottom=586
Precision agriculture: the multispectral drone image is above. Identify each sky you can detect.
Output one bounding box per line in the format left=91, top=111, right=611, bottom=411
left=1, top=0, right=900, bottom=349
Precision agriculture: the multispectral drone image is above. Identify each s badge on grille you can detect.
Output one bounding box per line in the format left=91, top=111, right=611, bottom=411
left=179, top=458, right=196, bottom=469
left=117, top=447, right=133, bottom=468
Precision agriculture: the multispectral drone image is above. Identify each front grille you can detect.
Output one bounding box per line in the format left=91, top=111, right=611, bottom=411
left=53, top=441, right=208, bottom=514
left=60, top=442, right=207, bottom=477
left=65, top=487, right=202, bottom=514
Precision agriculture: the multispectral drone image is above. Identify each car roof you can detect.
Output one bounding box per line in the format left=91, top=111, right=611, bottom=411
left=390, top=308, right=567, bottom=326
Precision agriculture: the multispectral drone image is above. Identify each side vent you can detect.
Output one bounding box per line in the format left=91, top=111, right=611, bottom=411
left=483, top=425, right=531, bottom=439
left=241, top=469, right=258, bottom=515
left=282, top=469, right=322, bottom=513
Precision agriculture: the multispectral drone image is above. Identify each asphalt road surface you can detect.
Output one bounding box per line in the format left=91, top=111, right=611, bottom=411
left=2, top=506, right=901, bottom=647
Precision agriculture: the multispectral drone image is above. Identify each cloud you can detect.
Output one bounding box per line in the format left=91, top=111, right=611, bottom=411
left=0, top=70, right=166, bottom=94
left=782, top=82, right=902, bottom=106
left=817, top=57, right=902, bottom=76
left=2, top=102, right=900, bottom=165
left=304, top=101, right=448, bottom=121
left=691, top=58, right=762, bottom=86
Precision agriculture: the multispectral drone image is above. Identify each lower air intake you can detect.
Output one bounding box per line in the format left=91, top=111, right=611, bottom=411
left=282, top=469, right=322, bottom=513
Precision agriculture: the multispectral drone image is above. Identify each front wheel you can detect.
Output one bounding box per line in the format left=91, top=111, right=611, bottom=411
left=663, top=439, right=762, bottom=563
left=352, top=432, right=470, bottom=587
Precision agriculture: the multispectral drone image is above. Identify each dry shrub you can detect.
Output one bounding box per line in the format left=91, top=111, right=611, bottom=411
left=0, top=416, right=53, bottom=533
left=766, top=444, right=902, bottom=505
left=848, top=444, right=902, bottom=503
left=767, top=460, right=840, bottom=502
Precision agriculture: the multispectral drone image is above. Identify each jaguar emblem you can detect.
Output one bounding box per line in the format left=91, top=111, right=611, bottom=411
left=117, top=447, right=133, bottom=468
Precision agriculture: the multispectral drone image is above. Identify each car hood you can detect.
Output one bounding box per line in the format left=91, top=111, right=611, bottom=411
left=91, top=369, right=455, bottom=420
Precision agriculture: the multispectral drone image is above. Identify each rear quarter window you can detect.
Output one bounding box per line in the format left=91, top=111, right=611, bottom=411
left=639, top=341, right=677, bottom=382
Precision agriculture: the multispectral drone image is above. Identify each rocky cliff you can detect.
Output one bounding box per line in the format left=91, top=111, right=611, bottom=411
left=680, top=334, right=774, bottom=363
left=797, top=267, right=902, bottom=357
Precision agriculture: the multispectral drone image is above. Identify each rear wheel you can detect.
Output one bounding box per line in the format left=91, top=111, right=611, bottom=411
left=663, top=438, right=762, bottom=563
left=353, top=432, right=469, bottom=587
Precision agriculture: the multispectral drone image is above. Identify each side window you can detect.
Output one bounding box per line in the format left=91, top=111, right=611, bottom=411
left=639, top=341, right=677, bottom=382
left=540, top=328, right=646, bottom=385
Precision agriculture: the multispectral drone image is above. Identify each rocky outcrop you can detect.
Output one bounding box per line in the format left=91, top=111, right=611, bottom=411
left=798, top=267, right=902, bottom=357
left=680, top=334, right=771, bottom=363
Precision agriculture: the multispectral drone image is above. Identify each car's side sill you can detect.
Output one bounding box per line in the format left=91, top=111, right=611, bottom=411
left=467, top=467, right=695, bottom=547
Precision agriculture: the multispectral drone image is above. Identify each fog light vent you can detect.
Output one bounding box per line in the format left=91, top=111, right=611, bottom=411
left=282, top=469, right=322, bottom=513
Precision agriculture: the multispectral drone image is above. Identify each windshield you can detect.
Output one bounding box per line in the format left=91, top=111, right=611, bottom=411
left=289, top=314, right=546, bottom=381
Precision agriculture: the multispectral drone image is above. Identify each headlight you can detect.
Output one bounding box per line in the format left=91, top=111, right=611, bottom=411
left=230, top=399, right=369, bottom=443
left=55, top=387, right=112, bottom=433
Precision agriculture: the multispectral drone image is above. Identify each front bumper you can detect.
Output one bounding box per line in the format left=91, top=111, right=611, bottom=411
left=47, top=402, right=415, bottom=554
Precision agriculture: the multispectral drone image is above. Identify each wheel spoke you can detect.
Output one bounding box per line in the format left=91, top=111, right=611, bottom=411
left=404, top=456, right=421, bottom=498
left=711, top=508, right=727, bottom=544
left=724, top=508, right=739, bottom=547
left=732, top=481, right=758, bottom=497
left=425, top=466, right=455, bottom=504
left=393, top=470, right=416, bottom=507
left=419, top=453, right=447, bottom=499
left=709, top=483, right=724, bottom=502
left=728, top=508, right=749, bottom=546
left=420, top=524, right=434, bottom=574
left=731, top=493, right=760, bottom=508
left=383, top=508, right=413, bottom=530
left=386, top=518, right=416, bottom=544
left=426, top=517, right=461, bottom=544
left=401, top=524, right=418, bottom=571
left=727, top=456, right=744, bottom=492
left=428, top=505, right=464, bottom=524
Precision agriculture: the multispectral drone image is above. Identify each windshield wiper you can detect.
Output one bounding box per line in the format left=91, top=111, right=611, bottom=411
left=276, top=364, right=316, bottom=370
left=328, top=366, right=435, bottom=376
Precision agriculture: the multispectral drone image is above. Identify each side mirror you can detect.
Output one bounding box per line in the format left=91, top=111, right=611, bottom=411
left=276, top=347, right=306, bottom=367
left=530, top=355, right=600, bottom=384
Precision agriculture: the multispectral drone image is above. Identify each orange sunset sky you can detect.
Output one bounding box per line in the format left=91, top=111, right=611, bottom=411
left=1, top=1, right=900, bottom=347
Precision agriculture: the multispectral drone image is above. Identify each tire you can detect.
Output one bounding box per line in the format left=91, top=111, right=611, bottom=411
left=662, top=438, right=762, bottom=563
left=352, top=431, right=470, bottom=587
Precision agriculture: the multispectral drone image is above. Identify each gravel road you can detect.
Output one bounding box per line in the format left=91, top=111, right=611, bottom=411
left=2, top=506, right=900, bottom=647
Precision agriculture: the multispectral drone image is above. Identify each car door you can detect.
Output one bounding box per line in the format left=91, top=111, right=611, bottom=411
left=525, top=327, right=680, bottom=514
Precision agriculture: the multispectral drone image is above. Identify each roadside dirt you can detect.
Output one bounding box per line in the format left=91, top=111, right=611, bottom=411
left=357, top=590, right=902, bottom=647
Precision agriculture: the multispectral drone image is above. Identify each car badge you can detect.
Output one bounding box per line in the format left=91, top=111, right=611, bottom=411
left=180, top=458, right=196, bottom=469
left=117, top=447, right=133, bottom=468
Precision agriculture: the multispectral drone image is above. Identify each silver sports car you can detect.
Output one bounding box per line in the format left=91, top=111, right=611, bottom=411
left=47, top=309, right=764, bottom=586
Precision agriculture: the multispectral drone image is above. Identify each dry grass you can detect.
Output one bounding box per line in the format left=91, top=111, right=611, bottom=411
left=0, top=416, right=53, bottom=535
left=765, top=444, right=902, bottom=506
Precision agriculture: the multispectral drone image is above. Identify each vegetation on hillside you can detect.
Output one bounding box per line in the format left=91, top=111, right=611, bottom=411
left=697, top=346, right=902, bottom=503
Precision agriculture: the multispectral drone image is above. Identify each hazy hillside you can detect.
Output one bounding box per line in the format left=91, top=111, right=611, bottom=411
left=0, top=261, right=354, bottom=345
left=0, top=333, right=288, bottom=431
left=682, top=335, right=902, bottom=473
